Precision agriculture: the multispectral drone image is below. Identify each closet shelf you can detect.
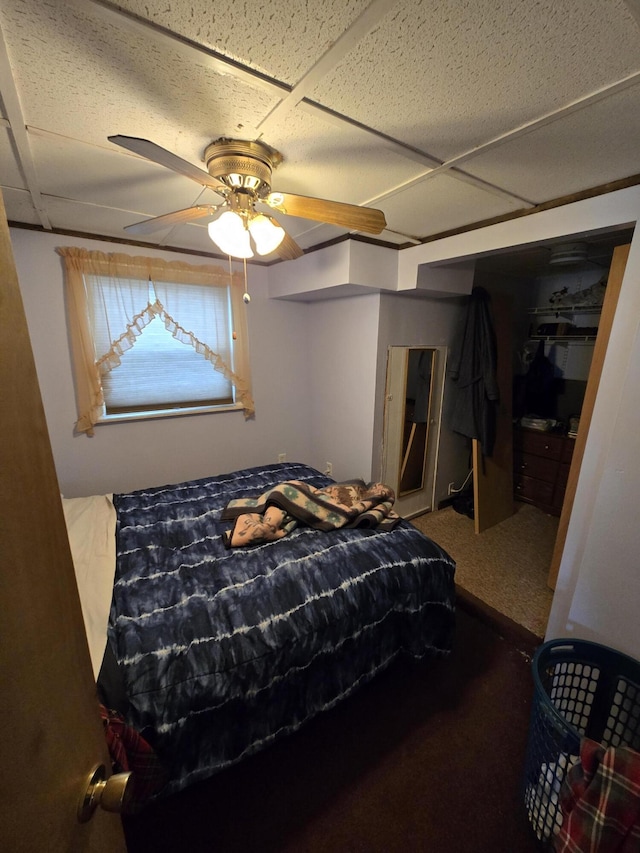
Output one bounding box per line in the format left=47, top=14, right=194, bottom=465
left=527, top=306, right=602, bottom=316
left=529, top=303, right=601, bottom=345
left=530, top=334, right=596, bottom=344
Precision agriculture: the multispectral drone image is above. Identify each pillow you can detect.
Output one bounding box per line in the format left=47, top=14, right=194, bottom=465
left=61, top=494, right=117, bottom=679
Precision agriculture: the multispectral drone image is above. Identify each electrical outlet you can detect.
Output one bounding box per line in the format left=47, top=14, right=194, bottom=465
left=448, top=482, right=455, bottom=496
left=325, top=462, right=333, bottom=477
left=278, top=452, right=286, bottom=463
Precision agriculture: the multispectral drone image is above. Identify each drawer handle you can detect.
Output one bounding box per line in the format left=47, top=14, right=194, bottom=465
left=521, top=463, right=527, bottom=469
left=544, top=444, right=550, bottom=450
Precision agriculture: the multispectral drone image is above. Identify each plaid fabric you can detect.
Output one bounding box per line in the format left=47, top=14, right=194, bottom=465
left=221, top=479, right=400, bottom=548
left=100, top=704, right=168, bottom=813
left=555, top=737, right=640, bottom=852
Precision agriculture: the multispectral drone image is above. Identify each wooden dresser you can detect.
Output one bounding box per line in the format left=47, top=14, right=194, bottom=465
left=513, top=427, right=575, bottom=516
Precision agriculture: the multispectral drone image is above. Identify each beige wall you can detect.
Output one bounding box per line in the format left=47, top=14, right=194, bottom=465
left=12, top=229, right=313, bottom=496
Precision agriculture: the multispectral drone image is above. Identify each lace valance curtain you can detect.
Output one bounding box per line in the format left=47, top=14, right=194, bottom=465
left=58, top=247, right=254, bottom=435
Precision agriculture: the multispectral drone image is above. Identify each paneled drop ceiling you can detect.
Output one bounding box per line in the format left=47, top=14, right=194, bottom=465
left=1, top=0, right=639, bottom=260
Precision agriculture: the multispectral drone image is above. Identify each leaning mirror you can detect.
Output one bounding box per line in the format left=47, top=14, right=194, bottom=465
left=398, top=348, right=435, bottom=496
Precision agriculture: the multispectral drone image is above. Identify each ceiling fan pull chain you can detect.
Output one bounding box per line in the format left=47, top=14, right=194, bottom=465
left=242, top=257, right=250, bottom=304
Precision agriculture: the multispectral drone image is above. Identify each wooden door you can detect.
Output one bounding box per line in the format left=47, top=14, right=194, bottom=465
left=547, top=243, right=630, bottom=589
left=0, top=193, right=127, bottom=852
left=473, top=291, right=514, bottom=533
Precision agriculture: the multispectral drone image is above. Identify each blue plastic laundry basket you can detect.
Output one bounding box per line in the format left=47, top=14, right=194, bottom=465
left=522, top=638, right=640, bottom=848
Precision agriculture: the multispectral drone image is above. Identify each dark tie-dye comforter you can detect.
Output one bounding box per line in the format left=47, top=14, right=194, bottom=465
left=108, top=462, right=456, bottom=797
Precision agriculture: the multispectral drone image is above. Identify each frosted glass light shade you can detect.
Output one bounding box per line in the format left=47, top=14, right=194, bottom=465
left=248, top=214, right=285, bottom=256
left=208, top=211, right=253, bottom=258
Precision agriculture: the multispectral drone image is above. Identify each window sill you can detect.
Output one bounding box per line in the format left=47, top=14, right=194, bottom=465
left=96, top=402, right=245, bottom=425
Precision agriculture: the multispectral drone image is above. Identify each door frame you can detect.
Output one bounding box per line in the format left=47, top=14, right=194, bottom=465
left=547, top=243, right=630, bottom=588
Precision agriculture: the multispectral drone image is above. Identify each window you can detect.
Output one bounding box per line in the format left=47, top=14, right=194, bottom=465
left=58, top=248, right=254, bottom=435
left=94, top=278, right=234, bottom=415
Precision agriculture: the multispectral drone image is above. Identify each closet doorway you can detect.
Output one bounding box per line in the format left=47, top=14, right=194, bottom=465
left=473, top=233, right=631, bottom=611
left=411, top=229, right=632, bottom=638
left=382, top=346, right=447, bottom=518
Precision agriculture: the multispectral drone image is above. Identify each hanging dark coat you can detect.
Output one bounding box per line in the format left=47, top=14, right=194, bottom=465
left=449, top=286, right=499, bottom=457
left=523, top=339, right=556, bottom=417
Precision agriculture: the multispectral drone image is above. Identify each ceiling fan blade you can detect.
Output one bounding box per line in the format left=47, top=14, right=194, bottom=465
left=109, top=135, right=226, bottom=193
left=276, top=230, right=304, bottom=261
left=265, top=191, right=386, bottom=234
left=124, top=204, right=221, bottom=235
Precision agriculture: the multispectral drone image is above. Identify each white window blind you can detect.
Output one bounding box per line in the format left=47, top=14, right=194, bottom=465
left=90, top=277, right=234, bottom=414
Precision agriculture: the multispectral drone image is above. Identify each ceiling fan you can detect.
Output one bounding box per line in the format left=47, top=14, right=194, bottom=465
left=108, top=135, right=387, bottom=261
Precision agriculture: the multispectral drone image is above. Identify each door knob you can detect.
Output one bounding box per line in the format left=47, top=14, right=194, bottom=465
left=78, top=763, right=132, bottom=823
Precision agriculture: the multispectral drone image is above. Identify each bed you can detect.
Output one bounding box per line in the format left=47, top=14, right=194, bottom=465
left=63, top=461, right=456, bottom=799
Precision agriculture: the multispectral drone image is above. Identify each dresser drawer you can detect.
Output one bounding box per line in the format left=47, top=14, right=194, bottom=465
left=514, top=474, right=555, bottom=505
left=556, top=461, right=572, bottom=489
left=553, top=483, right=567, bottom=513
left=514, top=451, right=559, bottom=484
left=513, top=427, right=574, bottom=515
left=562, top=438, right=576, bottom=463
left=515, top=429, right=564, bottom=460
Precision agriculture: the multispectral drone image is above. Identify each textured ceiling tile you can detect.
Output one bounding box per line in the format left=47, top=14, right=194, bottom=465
left=145, top=218, right=222, bottom=255
left=39, top=187, right=217, bottom=255
left=45, top=192, right=234, bottom=256
left=0, top=129, right=27, bottom=189
left=43, top=193, right=161, bottom=244
left=310, top=0, right=640, bottom=161
left=30, top=134, right=211, bottom=215
left=111, top=0, right=372, bottom=84
left=461, top=86, right=640, bottom=203
left=259, top=209, right=346, bottom=247
left=257, top=108, right=427, bottom=204
left=381, top=172, right=523, bottom=239
left=2, top=185, right=41, bottom=225
left=0, top=0, right=279, bottom=157
left=2, top=0, right=639, bottom=257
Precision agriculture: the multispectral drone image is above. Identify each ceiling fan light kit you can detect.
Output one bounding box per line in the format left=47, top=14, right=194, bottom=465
left=208, top=211, right=253, bottom=258
left=207, top=209, right=285, bottom=258
left=206, top=189, right=286, bottom=257
left=109, top=134, right=386, bottom=261
left=247, top=213, right=285, bottom=255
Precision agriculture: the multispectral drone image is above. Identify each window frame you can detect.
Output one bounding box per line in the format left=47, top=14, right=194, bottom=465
left=58, top=248, right=254, bottom=435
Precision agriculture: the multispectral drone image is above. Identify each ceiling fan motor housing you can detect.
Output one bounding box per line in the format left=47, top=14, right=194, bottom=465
left=204, top=138, right=282, bottom=196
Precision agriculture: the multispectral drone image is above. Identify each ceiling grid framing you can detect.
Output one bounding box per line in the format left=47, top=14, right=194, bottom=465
left=0, top=0, right=639, bottom=256
left=0, top=22, right=50, bottom=229
left=81, top=0, right=550, bottom=207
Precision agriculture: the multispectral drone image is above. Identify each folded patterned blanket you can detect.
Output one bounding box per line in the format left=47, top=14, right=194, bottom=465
left=221, top=479, right=400, bottom=548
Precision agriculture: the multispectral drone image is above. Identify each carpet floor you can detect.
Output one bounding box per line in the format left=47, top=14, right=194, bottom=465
left=411, top=502, right=557, bottom=638
left=123, top=604, right=541, bottom=853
